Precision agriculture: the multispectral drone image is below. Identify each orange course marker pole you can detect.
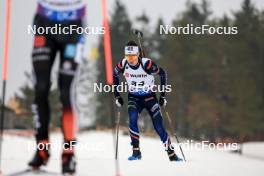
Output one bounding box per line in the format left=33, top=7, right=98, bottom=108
left=0, top=0, right=12, bottom=174
left=102, top=0, right=113, bottom=85
left=2, top=0, right=11, bottom=82
left=101, top=2, right=122, bottom=176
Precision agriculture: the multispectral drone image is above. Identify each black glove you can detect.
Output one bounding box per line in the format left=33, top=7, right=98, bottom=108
left=159, top=96, right=167, bottom=107
left=115, top=96, right=124, bottom=107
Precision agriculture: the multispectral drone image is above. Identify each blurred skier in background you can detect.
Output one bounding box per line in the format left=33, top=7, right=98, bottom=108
left=28, top=0, right=86, bottom=174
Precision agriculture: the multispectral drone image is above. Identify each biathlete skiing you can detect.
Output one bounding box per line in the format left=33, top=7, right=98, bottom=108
left=28, top=0, right=86, bottom=175
left=113, top=40, right=183, bottom=162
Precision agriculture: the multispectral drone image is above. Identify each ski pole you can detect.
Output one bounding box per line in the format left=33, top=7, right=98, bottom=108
left=0, top=0, right=12, bottom=174
left=115, top=109, right=121, bottom=159
left=132, top=29, right=145, bottom=57
left=114, top=108, right=121, bottom=176
left=109, top=93, right=121, bottom=176
left=163, top=107, right=186, bottom=162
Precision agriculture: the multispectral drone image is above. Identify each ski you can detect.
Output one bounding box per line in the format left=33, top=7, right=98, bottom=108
left=6, top=168, right=64, bottom=176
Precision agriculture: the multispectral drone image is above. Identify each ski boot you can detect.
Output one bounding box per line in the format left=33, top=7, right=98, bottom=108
left=167, top=150, right=183, bottom=162
left=28, top=140, right=50, bottom=169
left=128, top=147, right=142, bottom=161
left=62, top=153, right=76, bottom=175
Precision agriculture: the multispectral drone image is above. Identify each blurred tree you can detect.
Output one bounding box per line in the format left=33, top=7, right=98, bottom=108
left=151, top=17, right=167, bottom=60
left=160, top=0, right=213, bottom=137
left=226, top=0, right=264, bottom=140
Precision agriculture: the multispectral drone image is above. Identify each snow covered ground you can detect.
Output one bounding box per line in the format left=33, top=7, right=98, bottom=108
left=241, top=142, right=264, bottom=160
left=1, top=131, right=263, bottom=176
